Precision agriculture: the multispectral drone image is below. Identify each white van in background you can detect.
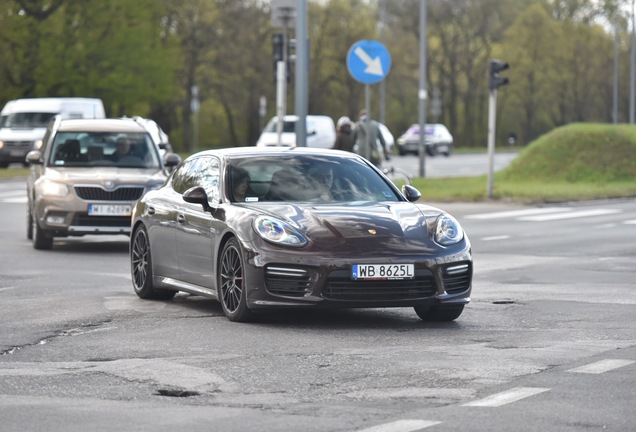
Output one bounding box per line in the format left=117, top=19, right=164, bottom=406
left=256, top=115, right=336, bottom=149
left=0, top=97, right=105, bottom=167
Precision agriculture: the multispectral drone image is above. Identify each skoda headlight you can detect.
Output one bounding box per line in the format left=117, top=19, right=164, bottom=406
left=36, top=179, right=69, bottom=197
left=434, top=213, right=464, bottom=246
left=254, top=216, right=307, bottom=247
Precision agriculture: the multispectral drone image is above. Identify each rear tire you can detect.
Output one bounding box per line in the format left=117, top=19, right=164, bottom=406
left=414, top=305, right=464, bottom=322
left=218, top=238, right=252, bottom=322
left=131, top=225, right=176, bottom=300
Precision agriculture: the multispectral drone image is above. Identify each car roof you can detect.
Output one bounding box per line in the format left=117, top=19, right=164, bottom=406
left=57, top=118, right=147, bottom=133
left=186, top=146, right=362, bottom=161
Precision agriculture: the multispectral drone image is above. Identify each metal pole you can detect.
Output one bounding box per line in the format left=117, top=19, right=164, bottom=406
left=614, top=20, right=619, bottom=124
left=365, top=84, right=371, bottom=161
left=379, top=0, right=386, bottom=126
left=276, top=61, right=286, bottom=144
left=487, top=89, right=497, bottom=198
left=631, top=0, right=635, bottom=123
left=418, top=0, right=427, bottom=177
left=295, top=0, right=308, bottom=146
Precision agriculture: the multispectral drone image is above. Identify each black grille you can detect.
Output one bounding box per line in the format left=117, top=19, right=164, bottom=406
left=443, top=263, right=472, bottom=294
left=265, top=267, right=311, bottom=297
left=324, top=269, right=437, bottom=301
left=4, top=141, right=32, bottom=149
left=74, top=186, right=144, bottom=201
left=72, top=213, right=131, bottom=227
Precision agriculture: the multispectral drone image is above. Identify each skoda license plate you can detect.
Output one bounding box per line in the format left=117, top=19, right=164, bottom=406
left=88, top=204, right=132, bottom=216
left=352, top=264, right=414, bottom=280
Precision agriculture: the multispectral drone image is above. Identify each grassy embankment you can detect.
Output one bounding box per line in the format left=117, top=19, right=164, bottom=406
left=2, top=123, right=635, bottom=203
left=412, top=123, right=636, bottom=203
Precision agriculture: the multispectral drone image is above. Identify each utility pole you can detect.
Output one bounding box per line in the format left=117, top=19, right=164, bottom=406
left=418, top=0, right=427, bottom=177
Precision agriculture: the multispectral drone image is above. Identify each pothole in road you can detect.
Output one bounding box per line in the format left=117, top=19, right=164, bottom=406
left=156, top=388, right=200, bottom=398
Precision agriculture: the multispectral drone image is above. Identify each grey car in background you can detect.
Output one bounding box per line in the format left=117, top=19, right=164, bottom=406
left=25, top=117, right=180, bottom=250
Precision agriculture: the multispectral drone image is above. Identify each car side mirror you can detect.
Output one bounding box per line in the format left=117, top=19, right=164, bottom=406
left=163, top=152, right=181, bottom=167
left=182, top=186, right=210, bottom=211
left=25, top=150, right=43, bottom=165
left=402, top=184, right=421, bottom=202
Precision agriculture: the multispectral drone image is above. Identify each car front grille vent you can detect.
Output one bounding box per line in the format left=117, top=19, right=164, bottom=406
left=74, top=186, right=145, bottom=201
left=443, top=263, right=472, bottom=294
left=265, top=266, right=311, bottom=297
left=72, top=214, right=131, bottom=227
left=324, top=269, right=437, bottom=301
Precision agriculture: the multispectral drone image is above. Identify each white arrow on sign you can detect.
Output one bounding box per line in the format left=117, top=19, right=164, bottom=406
left=354, top=46, right=384, bottom=76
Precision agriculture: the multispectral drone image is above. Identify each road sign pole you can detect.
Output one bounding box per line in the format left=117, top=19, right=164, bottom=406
left=365, top=84, right=371, bottom=161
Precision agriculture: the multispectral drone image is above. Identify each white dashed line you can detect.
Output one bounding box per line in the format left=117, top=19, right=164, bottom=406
left=624, top=219, right=636, bottom=225
left=518, top=209, right=621, bottom=221
left=462, top=387, right=550, bottom=407
left=357, top=419, right=441, bottom=432
left=568, top=359, right=635, bottom=374
left=465, top=208, right=569, bottom=220
left=481, top=235, right=510, bottom=241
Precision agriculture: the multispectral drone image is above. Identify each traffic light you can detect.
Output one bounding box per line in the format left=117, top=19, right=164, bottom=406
left=272, top=33, right=292, bottom=83
left=489, top=59, right=509, bottom=91
left=272, top=33, right=284, bottom=64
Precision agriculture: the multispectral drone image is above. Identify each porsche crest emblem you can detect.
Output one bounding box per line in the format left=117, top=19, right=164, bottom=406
left=368, top=229, right=377, bottom=235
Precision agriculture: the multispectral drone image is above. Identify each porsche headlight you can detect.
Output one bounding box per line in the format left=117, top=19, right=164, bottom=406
left=434, top=213, right=464, bottom=246
left=36, top=179, right=69, bottom=197
left=254, top=216, right=307, bottom=247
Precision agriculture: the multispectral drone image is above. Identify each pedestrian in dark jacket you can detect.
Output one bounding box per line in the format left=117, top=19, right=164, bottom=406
left=333, top=116, right=355, bottom=152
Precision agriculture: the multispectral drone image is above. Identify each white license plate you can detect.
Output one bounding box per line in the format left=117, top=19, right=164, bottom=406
left=88, top=204, right=132, bottom=216
left=352, top=264, right=414, bottom=280
left=10, top=150, right=25, bottom=157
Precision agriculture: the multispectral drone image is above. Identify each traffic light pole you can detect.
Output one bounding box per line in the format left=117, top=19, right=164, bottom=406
left=487, top=88, right=497, bottom=199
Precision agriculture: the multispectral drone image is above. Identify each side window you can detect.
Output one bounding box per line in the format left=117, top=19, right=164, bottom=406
left=171, top=160, right=195, bottom=194
left=196, top=156, right=220, bottom=203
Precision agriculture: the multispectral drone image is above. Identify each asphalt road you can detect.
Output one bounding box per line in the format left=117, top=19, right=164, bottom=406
left=0, top=158, right=635, bottom=432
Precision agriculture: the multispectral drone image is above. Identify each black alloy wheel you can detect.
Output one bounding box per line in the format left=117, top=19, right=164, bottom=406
left=218, top=238, right=252, bottom=322
left=131, top=225, right=175, bottom=300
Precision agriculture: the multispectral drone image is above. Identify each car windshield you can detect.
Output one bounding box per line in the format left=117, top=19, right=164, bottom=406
left=5, top=112, right=57, bottom=128
left=227, top=154, right=402, bottom=203
left=48, top=131, right=161, bottom=169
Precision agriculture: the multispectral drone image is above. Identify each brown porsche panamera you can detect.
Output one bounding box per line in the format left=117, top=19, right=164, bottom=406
left=130, top=147, right=472, bottom=322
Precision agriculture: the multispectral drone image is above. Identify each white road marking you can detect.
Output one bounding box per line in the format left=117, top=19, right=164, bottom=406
left=624, top=219, right=636, bottom=225
left=481, top=235, right=510, bottom=241
left=462, top=387, right=549, bottom=407
left=518, top=209, right=621, bottom=221
left=3, top=197, right=27, bottom=203
left=568, top=359, right=635, bottom=374
left=465, top=208, right=569, bottom=220
left=357, top=419, right=441, bottom=432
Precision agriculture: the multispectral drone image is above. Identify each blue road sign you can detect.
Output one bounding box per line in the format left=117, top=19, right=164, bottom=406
left=347, top=40, right=392, bottom=85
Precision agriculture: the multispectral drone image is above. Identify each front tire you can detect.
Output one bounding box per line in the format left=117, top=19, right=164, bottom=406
left=26, top=206, right=33, bottom=240
left=218, top=238, right=252, bottom=322
left=414, top=305, right=464, bottom=322
left=131, top=225, right=176, bottom=300
left=32, top=215, right=53, bottom=250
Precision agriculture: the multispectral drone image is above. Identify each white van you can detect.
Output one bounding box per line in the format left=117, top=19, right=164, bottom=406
left=0, top=97, right=105, bottom=167
left=256, top=115, right=336, bottom=149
